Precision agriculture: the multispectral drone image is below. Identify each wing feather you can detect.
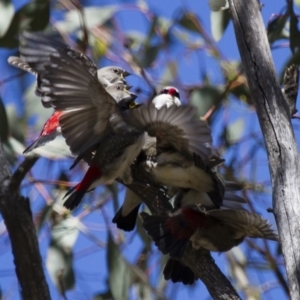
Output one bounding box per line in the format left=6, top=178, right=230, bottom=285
left=19, top=32, right=121, bottom=155
left=127, top=104, right=213, bottom=164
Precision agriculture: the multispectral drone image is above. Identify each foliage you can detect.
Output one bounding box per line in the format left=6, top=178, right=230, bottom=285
left=0, top=0, right=298, bottom=299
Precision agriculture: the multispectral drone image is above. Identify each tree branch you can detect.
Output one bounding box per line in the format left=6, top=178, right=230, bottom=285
left=123, top=165, right=241, bottom=300
left=228, top=0, right=300, bottom=298
left=0, top=143, right=51, bottom=300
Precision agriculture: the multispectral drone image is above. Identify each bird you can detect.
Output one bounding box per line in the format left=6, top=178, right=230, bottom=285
left=112, top=86, right=181, bottom=231
left=18, top=32, right=213, bottom=211
left=112, top=85, right=228, bottom=232
left=141, top=199, right=278, bottom=260
left=8, top=53, right=134, bottom=153
left=22, top=82, right=137, bottom=154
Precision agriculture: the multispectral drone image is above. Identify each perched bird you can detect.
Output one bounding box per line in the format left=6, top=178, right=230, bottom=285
left=151, top=86, right=181, bottom=109
left=112, top=86, right=227, bottom=232
left=18, top=32, right=213, bottom=211
left=112, top=86, right=180, bottom=231
left=141, top=202, right=278, bottom=260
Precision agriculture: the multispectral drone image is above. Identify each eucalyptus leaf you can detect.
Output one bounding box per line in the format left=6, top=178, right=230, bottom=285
left=56, top=6, right=118, bottom=33
left=107, top=233, right=132, bottom=300
left=0, top=0, right=14, bottom=37
left=208, top=0, right=228, bottom=11
left=46, top=217, right=79, bottom=293
left=0, top=1, right=49, bottom=47
left=178, top=13, right=199, bottom=33
left=24, top=81, right=52, bottom=133
left=190, top=86, right=222, bottom=118
left=27, top=136, right=72, bottom=160
left=46, top=243, right=75, bottom=293
left=210, top=9, right=231, bottom=41
left=158, top=61, right=177, bottom=89
left=5, top=104, right=25, bottom=143
left=226, top=118, right=245, bottom=144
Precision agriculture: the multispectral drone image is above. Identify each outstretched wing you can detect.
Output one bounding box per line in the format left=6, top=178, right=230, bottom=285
left=127, top=103, right=213, bottom=164
left=208, top=209, right=278, bottom=241
left=19, top=32, right=121, bottom=155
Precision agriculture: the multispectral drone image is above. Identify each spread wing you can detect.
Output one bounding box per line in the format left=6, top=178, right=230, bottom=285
left=127, top=104, right=213, bottom=165
left=207, top=209, right=278, bottom=241
left=19, top=32, right=121, bottom=155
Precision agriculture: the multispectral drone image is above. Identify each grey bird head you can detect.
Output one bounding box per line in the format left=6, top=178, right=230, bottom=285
left=97, top=66, right=131, bottom=87
left=105, top=82, right=141, bottom=111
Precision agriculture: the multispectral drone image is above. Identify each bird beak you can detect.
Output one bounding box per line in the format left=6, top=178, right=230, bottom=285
left=126, top=85, right=133, bottom=90
left=129, top=92, right=137, bottom=100
left=121, top=70, right=131, bottom=80
left=123, top=70, right=131, bottom=78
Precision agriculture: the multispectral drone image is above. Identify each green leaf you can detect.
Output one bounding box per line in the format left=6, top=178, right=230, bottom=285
left=210, top=9, right=231, bottom=41
left=178, top=13, right=200, bottom=33
left=0, top=0, right=14, bottom=37
left=46, top=217, right=79, bottom=293
left=0, top=97, right=9, bottom=143
left=107, top=233, right=132, bottom=300
left=5, top=104, right=25, bottom=143
left=105, top=182, right=119, bottom=213
left=46, top=243, right=75, bottom=293
left=230, top=82, right=252, bottom=105
left=35, top=203, right=54, bottom=234
left=142, top=44, right=161, bottom=68
left=56, top=6, right=118, bottom=33
left=289, top=14, right=300, bottom=54
left=267, top=13, right=289, bottom=44
left=209, top=0, right=228, bottom=11
left=226, top=118, right=245, bottom=144
left=27, top=136, right=72, bottom=160
left=190, top=86, right=222, bottom=118
left=158, top=61, right=177, bottom=89
left=136, top=216, right=152, bottom=252
left=24, top=82, right=52, bottom=132
left=0, top=1, right=49, bottom=48
left=93, top=291, right=113, bottom=300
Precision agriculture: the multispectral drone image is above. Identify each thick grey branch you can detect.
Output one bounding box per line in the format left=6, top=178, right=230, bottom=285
left=228, top=0, right=300, bottom=298
left=0, top=143, right=51, bottom=300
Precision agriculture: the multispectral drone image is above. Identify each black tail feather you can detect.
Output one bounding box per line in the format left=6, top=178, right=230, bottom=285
left=163, top=259, right=196, bottom=285
left=112, top=204, right=141, bottom=232
left=63, top=186, right=86, bottom=210
left=141, top=212, right=190, bottom=260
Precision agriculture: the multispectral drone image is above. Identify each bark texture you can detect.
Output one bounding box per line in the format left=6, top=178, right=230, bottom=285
left=124, top=166, right=242, bottom=300
left=229, top=0, right=300, bottom=298
left=0, top=145, right=51, bottom=300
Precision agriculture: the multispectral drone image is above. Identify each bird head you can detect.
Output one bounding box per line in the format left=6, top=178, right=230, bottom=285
left=152, top=86, right=181, bottom=109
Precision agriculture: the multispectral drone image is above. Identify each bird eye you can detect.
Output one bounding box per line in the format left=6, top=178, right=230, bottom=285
left=113, top=68, right=119, bottom=73
left=116, top=85, right=122, bottom=90
left=159, top=89, right=168, bottom=95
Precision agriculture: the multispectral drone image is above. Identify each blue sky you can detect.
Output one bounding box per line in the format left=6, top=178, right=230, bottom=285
left=0, top=0, right=297, bottom=299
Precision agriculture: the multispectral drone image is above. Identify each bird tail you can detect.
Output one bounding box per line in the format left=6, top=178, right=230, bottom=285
left=63, top=166, right=102, bottom=210
left=141, top=212, right=194, bottom=260
left=112, top=188, right=142, bottom=231
left=163, top=258, right=196, bottom=285
left=112, top=204, right=141, bottom=231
